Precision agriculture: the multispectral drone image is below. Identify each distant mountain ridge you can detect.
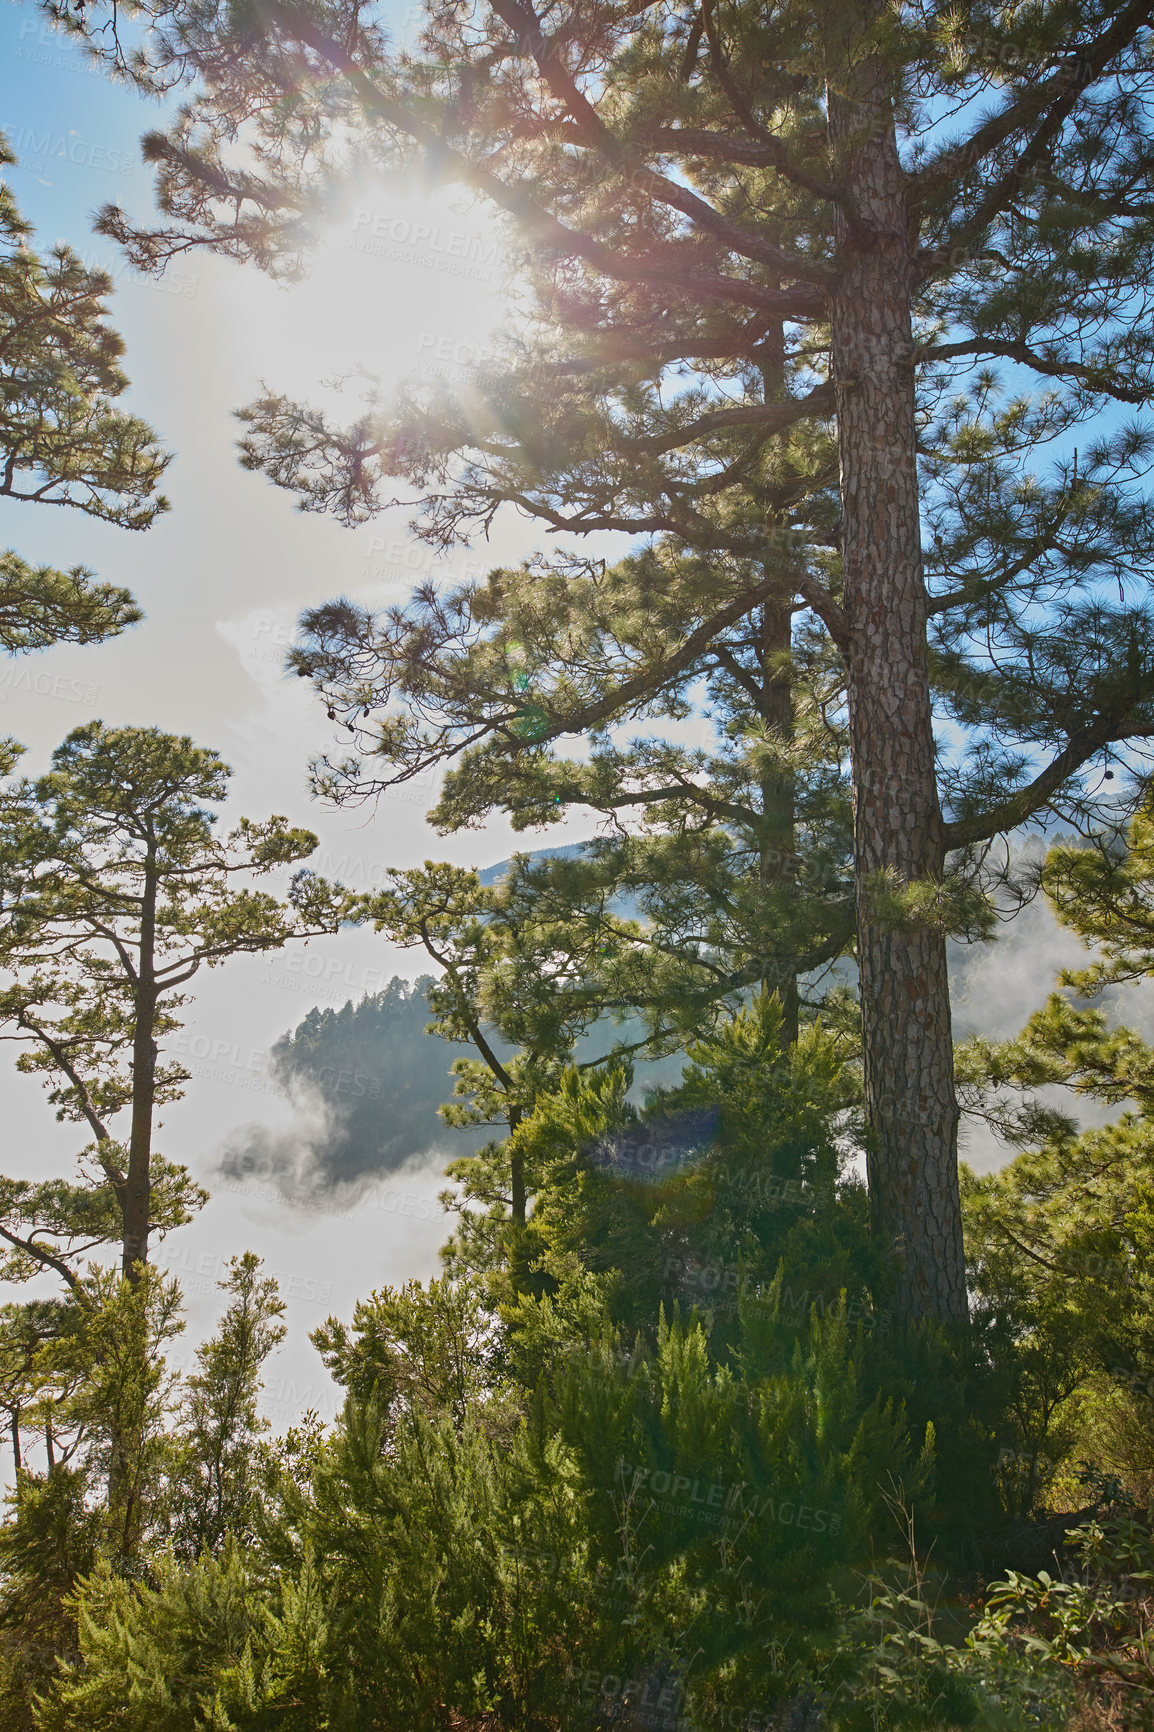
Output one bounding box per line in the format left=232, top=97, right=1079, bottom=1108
left=217, top=836, right=1090, bottom=1202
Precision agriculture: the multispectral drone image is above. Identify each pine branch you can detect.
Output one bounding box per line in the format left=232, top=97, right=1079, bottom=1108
left=487, top=0, right=834, bottom=287
left=947, top=711, right=1154, bottom=848
left=0, top=1223, right=83, bottom=1293
left=923, top=338, right=1149, bottom=405
left=912, top=0, right=1154, bottom=209
left=269, top=3, right=825, bottom=320
left=633, top=125, right=844, bottom=206
left=619, top=385, right=836, bottom=458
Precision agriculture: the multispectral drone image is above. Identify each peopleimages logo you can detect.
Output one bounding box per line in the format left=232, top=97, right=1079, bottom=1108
left=613, top=1458, right=842, bottom=1535
left=0, top=666, right=99, bottom=706
left=348, top=211, right=500, bottom=280
left=8, top=124, right=135, bottom=176
left=13, top=18, right=104, bottom=77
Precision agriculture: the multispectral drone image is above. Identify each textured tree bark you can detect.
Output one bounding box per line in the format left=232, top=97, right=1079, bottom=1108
left=827, top=34, right=968, bottom=1326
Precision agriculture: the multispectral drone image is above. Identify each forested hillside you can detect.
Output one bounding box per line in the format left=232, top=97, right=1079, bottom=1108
left=224, top=835, right=1098, bottom=1204
left=216, top=976, right=481, bottom=1198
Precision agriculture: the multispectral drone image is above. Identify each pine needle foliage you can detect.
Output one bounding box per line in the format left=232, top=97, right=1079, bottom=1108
left=0, top=136, right=168, bottom=653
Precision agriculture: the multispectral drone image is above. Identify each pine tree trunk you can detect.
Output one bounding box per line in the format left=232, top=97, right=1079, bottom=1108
left=509, top=1103, right=526, bottom=1228
left=827, top=42, right=968, bottom=1327
left=123, top=857, right=158, bottom=1282
left=758, top=595, right=800, bottom=1047
left=757, top=325, right=800, bottom=1046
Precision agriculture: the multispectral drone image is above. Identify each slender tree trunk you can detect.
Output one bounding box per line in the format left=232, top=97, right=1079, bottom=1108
left=827, top=36, right=968, bottom=1326
left=508, top=1102, right=526, bottom=1228
left=757, top=595, right=800, bottom=1047
left=757, top=324, right=800, bottom=1046
left=123, top=855, right=158, bottom=1282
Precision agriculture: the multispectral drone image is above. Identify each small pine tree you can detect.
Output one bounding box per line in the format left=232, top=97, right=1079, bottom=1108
left=167, top=1254, right=286, bottom=1560
left=962, top=798, right=1154, bottom=1503
left=0, top=136, right=168, bottom=653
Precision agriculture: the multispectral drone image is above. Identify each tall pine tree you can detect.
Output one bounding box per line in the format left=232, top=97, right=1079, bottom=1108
left=52, top=0, right=1154, bottom=1323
